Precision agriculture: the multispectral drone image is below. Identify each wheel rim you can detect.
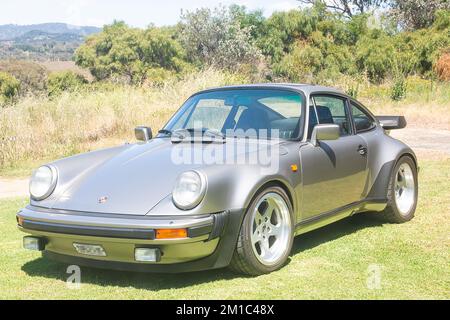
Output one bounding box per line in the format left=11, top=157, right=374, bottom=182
left=250, top=192, right=292, bottom=266
left=394, top=163, right=415, bottom=215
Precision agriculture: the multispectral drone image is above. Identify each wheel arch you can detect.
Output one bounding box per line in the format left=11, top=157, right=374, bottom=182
left=366, top=148, right=418, bottom=201
left=244, top=179, right=296, bottom=215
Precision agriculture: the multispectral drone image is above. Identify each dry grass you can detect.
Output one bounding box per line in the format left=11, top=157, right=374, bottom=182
left=345, top=76, right=450, bottom=130
left=0, top=72, right=449, bottom=176
left=39, top=61, right=94, bottom=81
left=0, top=69, right=246, bottom=175
left=436, top=52, right=450, bottom=82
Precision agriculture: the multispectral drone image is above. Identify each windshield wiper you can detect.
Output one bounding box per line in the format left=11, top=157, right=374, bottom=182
left=171, top=128, right=226, bottom=143
left=157, top=129, right=172, bottom=136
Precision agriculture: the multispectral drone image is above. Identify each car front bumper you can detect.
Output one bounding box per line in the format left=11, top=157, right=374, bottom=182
left=17, top=205, right=245, bottom=273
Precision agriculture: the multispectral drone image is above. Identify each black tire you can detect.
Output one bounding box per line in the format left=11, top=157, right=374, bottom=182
left=229, top=186, right=294, bottom=276
left=380, top=156, right=418, bottom=223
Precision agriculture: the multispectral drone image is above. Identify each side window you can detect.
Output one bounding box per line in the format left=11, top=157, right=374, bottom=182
left=351, top=102, right=376, bottom=133
left=312, top=95, right=351, bottom=136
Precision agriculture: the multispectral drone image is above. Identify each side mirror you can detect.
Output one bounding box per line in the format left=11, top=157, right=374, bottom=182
left=135, top=126, right=152, bottom=142
left=311, top=124, right=340, bottom=146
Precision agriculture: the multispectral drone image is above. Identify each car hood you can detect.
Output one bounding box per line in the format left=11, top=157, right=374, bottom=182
left=50, top=138, right=281, bottom=215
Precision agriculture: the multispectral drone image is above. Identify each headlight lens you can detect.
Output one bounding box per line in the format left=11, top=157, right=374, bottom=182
left=29, top=165, right=57, bottom=200
left=172, top=171, right=207, bottom=210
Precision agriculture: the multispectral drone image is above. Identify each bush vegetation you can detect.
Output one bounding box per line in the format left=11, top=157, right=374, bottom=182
left=0, top=2, right=449, bottom=173
left=47, top=71, right=88, bottom=97
left=0, top=3, right=448, bottom=103
left=0, top=72, right=20, bottom=106
left=0, top=60, right=48, bottom=95
left=69, top=3, right=448, bottom=87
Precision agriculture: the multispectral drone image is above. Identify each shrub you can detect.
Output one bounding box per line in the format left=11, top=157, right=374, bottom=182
left=47, top=71, right=88, bottom=96
left=356, top=31, right=395, bottom=83
left=179, top=6, right=262, bottom=71
left=0, top=72, right=20, bottom=106
left=0, top=60, right=47, bottom=95
left=346, top=84, right=359, bottom=99
left=390, top=77, right=407, bottom=101
left=435, top=51, right=450, bottom=81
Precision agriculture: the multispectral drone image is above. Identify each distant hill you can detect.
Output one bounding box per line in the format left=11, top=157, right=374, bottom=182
left=0, top=23, right=101, bottom=61
left=0, top=23, right=100, bottom=41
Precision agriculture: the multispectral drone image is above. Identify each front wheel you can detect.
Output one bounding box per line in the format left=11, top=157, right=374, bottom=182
left=229, top=186, right=294, bottom=275
left=381, top=156, right=418, bottom=223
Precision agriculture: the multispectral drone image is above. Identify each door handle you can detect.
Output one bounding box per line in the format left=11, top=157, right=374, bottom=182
left=357, top=145, right=367, bottom=156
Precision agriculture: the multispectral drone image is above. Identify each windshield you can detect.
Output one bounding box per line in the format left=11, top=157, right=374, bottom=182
left=160, top=89, right=304, bottom=140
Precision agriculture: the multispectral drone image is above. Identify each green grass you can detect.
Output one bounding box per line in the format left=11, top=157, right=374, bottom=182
left=0, top=159, right=449, bottom=299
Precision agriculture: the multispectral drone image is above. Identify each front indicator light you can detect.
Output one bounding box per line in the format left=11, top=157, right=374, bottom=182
left=155, top=228, right=188, bottom=239
left=23, top=236, right=46, bottom=251
left=135, top=248, right=161, bottom=262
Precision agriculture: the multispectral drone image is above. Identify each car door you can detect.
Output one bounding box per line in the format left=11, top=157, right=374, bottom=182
left=300, top=94, right=369, bottom=219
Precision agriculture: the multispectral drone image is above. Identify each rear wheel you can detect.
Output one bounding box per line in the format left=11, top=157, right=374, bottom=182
left=381, top=156, right=418, bottom=223
left=229, top=186, right=294, bottom=275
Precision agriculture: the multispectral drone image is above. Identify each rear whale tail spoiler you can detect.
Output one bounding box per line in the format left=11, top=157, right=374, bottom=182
left=376, top=116, right=407, bottom=130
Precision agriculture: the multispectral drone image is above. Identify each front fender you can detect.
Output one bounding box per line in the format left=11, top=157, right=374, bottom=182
left=148, top=159, right=299, bottom=216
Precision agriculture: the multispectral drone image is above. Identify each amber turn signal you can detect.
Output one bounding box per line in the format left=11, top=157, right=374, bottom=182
left=290, top=164, right=298, bottom=172
left=155, top=228, right=188, bottom=239
left=17, top=216, right=24, bottom=226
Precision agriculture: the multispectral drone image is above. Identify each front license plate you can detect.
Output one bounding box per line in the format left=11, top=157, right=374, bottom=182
left=73, top=243, right=106, bottom=257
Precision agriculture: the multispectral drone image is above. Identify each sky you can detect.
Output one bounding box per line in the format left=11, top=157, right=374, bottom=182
left=0, top=0, right=301, bottom=28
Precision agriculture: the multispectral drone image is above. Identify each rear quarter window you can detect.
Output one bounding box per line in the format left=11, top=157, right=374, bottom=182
left=351, top=102, right=376, bottom=133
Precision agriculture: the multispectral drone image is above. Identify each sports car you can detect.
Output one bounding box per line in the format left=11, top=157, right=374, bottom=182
left=17, top=84, right=418, bottom=275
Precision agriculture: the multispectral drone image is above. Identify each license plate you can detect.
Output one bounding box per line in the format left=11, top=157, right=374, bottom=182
left=73, top=243, right=106, bottom=257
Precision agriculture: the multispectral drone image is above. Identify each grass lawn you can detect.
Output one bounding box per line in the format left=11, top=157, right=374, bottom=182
left=0, top=159, right=448, bottom=300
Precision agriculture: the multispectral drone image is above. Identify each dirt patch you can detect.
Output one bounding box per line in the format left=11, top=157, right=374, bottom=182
left=390, top=128, right=450, bottom=161
left=0, top=178, right=29, bottom=199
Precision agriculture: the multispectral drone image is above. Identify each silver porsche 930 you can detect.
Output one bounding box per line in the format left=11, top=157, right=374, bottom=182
left=17, top=84, right=418, bottom=275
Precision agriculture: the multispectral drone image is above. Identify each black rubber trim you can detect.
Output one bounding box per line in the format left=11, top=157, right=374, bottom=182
left=22, top=220, right=156, bottom=240
left=187, top=224, right=213, bottom=238
left=22, top=217, right=216, bottom=240
left=208, top=211, right=229, bottom=240
left=366, top=160, right=395, bottom=199
left=42, top=208, right=246, bottom=273
left=376, top=115, right=407, bottom=130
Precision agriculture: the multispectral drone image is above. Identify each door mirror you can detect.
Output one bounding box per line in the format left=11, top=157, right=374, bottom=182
left=311, top=124, right=340, bottom=146
left=135, top=126, right=152, bottom=142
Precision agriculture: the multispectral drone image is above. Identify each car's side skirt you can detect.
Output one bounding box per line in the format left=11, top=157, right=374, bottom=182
left=294, top=198, right=387, bottom=236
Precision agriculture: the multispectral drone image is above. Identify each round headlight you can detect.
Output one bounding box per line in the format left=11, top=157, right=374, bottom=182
left=172, top=171, right=207, bottom=210
left=30, top=165, right=57, bottom=201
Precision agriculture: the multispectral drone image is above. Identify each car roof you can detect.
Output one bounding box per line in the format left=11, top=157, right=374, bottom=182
left=194, top=83, right=346, bottom=97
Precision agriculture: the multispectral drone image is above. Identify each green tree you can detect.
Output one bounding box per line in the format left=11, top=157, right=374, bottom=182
left=298, top=0, right=389, bottom=18
left=356, top=30, right=396, bottom=82
left=75, top=22, right=184, bottom=84
left=229, top=4, right=267, bottom=40
left=0, top=72, right=20, bottom=106
left=47, top=71, right=88, bottom=96
left=179, top=6, right=262, bottom=70
left=389, top=0, right=450, bottom=30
